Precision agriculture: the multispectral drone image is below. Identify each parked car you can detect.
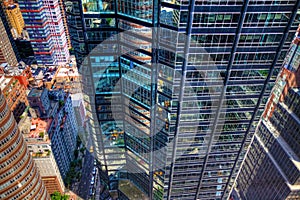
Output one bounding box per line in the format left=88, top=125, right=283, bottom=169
left=90, top=176, right=95, bottom=185
left=92, top=167, right=96, bottom=175
left=89, top=187, right=93, bottom=196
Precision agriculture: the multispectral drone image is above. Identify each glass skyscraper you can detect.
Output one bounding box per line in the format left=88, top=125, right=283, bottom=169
left=66, top=0, right=300, bottom=199
left=235, top=27, right=300, bottom=200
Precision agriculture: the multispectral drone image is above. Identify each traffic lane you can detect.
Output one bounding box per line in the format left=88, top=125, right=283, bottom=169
left=78, top=152, right=93, bottom=199
left=77, top=150, right=94, bottom=199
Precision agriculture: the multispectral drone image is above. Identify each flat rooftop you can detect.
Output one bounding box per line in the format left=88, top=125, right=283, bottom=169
left=292, top=87, right=300, bottom=95
left=28, top=88, right=44, bottom=97
left=56, top=66, right=79, bottom=78
left=20, top=115, right=51, bottom=144
left=71, top=93, right=83, bottom=106
left=119, top=180, right=149, bottom=200
left=0, top=76, right=11, bottom=90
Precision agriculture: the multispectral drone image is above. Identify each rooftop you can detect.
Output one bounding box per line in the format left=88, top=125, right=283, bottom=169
left=56, top=66, right=79, bottom=78
left=0, top=62, right=27, bottom=76
left=19, top=113, right=51, bottom=144
left=119, top=180, right=149, bottom=200
left=71, top=93, right=83, bottom=107
left=28, top=88, right=44, bottom=97
left=31, top=151, right=51, bottom=158
left=0, top=76, right=11, bottom=90
left=32, top=68, right=45, bottom=80
left=7, top=4, right=17, bottom=9
left=292, top=87, right=300, bottom=95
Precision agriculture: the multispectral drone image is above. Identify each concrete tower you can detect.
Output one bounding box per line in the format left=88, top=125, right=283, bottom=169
left=0, top=89, right=50, bottom=199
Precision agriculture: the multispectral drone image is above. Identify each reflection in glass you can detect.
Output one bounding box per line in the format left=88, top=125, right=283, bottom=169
left=82, top=0, right=114, bottom=13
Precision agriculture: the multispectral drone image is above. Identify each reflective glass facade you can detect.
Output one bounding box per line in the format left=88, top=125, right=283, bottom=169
left=66, top=0, right=300, bottom=199
left=236, top=28, right=300, bottom=200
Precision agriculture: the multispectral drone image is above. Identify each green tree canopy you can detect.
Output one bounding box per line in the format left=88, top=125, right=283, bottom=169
left=50, top=191, right=69, bottom=200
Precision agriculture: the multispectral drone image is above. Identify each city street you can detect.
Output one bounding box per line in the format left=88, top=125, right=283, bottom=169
left=74, top=118, right=98, bottom=199
left=94, top=173, right=101, bottom=200
left=77, top=150, right=94, bottom=199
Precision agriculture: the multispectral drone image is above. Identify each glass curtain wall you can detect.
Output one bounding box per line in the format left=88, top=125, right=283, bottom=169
left=66, top=0, right=300, bottom=199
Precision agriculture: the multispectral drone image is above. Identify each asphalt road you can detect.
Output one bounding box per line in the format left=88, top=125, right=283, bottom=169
left=77, top=150, right=94, bottom=199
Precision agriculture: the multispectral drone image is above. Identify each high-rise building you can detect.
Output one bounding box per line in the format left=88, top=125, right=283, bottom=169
left=0, top=75, right=29, bottom=122
left=0, top=4, right=19, bottom=66
left=27, top=88, right=78, bottom=178
left=235, top=26, right=300, bottom=200
left=0, top=89, right=50, bottom=199
left=18, top=116, right=66, bottom=194
left=19, top=0, right=70, bottom=66
left=58, top=0, right=72, bottom=49
left=67, top=0, right=300, bottom=199
left=2, top=1, right=25, bottom=37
